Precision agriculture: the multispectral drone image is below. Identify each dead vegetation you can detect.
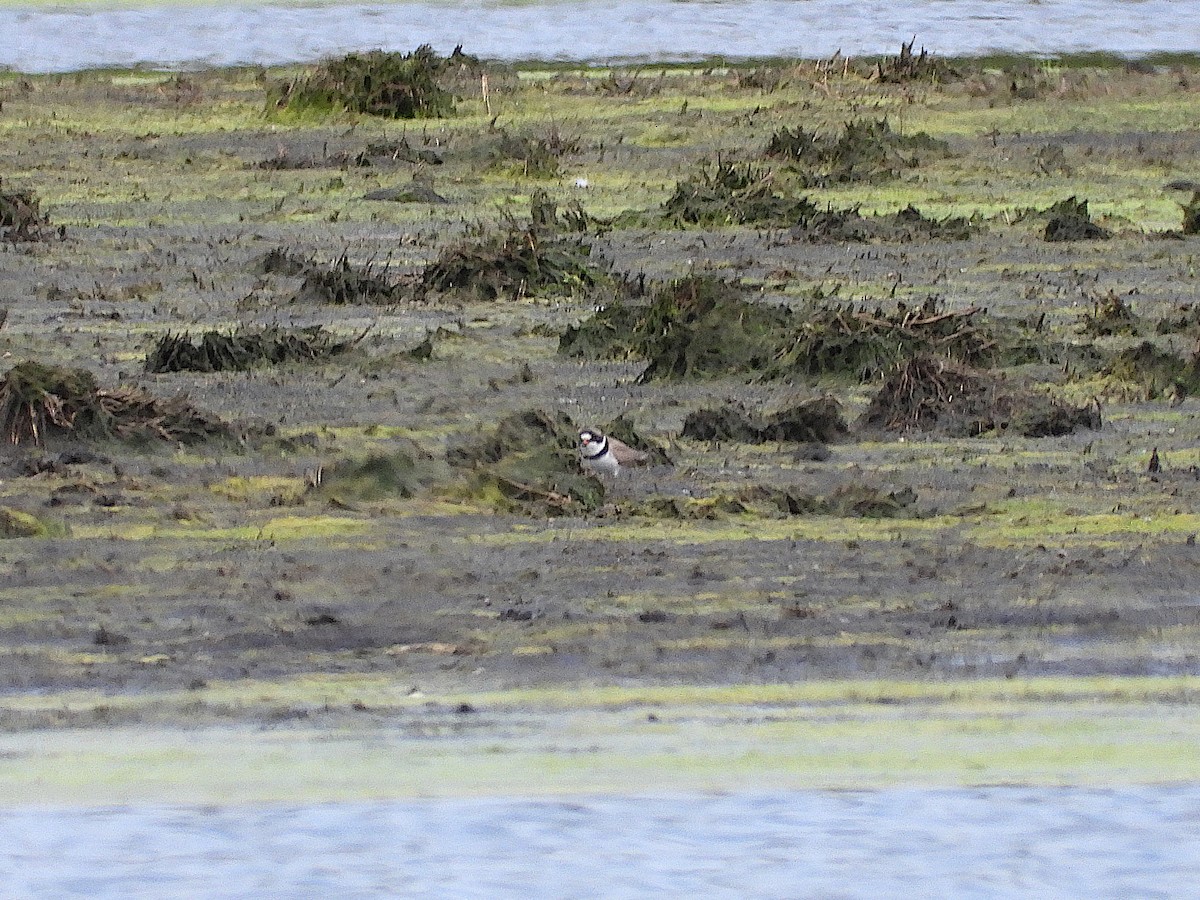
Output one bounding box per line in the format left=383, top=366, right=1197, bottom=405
left=144, top=326, right=355, bottom=374
left=871, top=39, right=960, bottom=84
left=446, top=409, right=605, bottom=516
left=313, top=443, right=447, bottom=503
left=271, top=45, right=471, bottom=119
left=0, top=361, right=236, bottom=448
left=1043, top=196, right=1112, bottom=241
left=1076, top=291, right=1140, bottom=337
left=484, top=126, right=582, bottom=178
left=661, top=157, right=817, bottom=227
left=1099, top=342, right=1200, bottom=400
left=861, top=356, right=1101, bottom=437
left=291, top=253, right=407, bottom=305
left=0, top=188, right=59, bottom=242
left=562, top=281, right=1036, bottom=383
left=681, top=398, right=848, bottom=444
left=657, top=156, right=973, bottom=239
left=764, top=118, right=949, bottom=185
left=416, top=200, right=601, bottom=300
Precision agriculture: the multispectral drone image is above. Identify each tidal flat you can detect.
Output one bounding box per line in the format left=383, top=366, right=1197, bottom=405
left=1, top=53, right=1200, bottom=800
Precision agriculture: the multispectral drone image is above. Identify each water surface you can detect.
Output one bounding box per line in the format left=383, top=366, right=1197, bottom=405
left=2, top=0, right=1198, bottom=73
left=4, top=786, right=1200, bottom=897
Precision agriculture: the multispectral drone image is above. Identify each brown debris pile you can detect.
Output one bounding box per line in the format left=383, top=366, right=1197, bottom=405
left=292, top=253, right=407, bottom=305
left=764, top=118, right=949, bottom=186
left=1043, top=196, right=1111, bottom=241
left=1, top=189, right=60, bottom=242
left=1, top=361, right=236, bottom=448
left=417, top=208, right=601, bottom=301
left=446, top=409, right=605, bottom=515
left=861, top=356, right=1101, bottom=437
left=145, top=326, right=355, bottom=374
left=681, top=397, right=848, bottom=444
left=872, top=40, right=960, bottom=84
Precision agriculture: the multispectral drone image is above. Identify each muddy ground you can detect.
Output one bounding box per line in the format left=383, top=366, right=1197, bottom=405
left=2, top=56, right=1200, bottom=733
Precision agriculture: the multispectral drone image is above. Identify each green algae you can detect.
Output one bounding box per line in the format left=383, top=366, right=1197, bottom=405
left=2, top=676, right=1200, bottom=804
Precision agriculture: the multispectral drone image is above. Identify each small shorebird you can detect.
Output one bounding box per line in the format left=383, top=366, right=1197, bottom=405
left=578, top=427, right=648, bottom=477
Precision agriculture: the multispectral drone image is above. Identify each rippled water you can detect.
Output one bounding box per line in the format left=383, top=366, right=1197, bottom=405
left=2, top=0, right=1198, bottom=73
left=4, top=786, right=1200, bottom=897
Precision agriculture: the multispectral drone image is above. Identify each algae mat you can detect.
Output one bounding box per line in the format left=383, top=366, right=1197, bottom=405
left=4, top=678, right=1200, bottom=805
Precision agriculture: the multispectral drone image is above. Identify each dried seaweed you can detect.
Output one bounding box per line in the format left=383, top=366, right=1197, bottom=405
left=1076, top=291, right=1140, bottom=337
left=272, top=46, right=461, bottom=119
left=872, top=40, right=959, bottom=84
left=145, top=326, right=354, bottom=374
left=446, top=408, right=604, bottom=516
left=681, top=397, right=848, bottom=444
left=1043, top=196, right=1111, bottom=241
left=417, top=206, right=600, bottom=301
left=860, top=356, right=1100, bottom=437
left=764, top=118, right=949, bottom=186
left=292, top=253, right=407, bottom=305
left=0, top=189, right=59, bottom=242
left=1101, top=342, right=1200, bottom=400
left=562, top=281, right=1025, bottom=383
left=0, top=361, right=235, bottom=448
left=662, top=157, right=816, bottom=227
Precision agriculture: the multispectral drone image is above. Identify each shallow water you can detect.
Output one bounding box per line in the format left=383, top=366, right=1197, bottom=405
left=4, top=786, right=1200, bottom=897
left=2, top=0, right=1198, bottom=73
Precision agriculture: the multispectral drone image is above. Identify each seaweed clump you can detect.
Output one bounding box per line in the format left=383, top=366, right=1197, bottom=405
left=658, top=158, right=972, bottom=240
left=1076, top=291, right=1140, bottom=337
left=1100, top=342, right=1200, bottom=400
left=872, top=40, right=959, bottom=84
left=561, top=276, right=793, bottom=381
left=1043, top=197, right=1111, bottom=241
left=145, top=326, right=354, bottom=374
left=0, top=361, right=235, bottom=448
left=1, top=189, right=59, bottom=242
left=861, top=356, right=1101, bottom=437
left=292, top=254, right=407, bottom=305
left=562, top=281, right=1021, bottom=383
left=1182, top=192, right=1200, bottom=235
left=662, top=158, right=817, bottom=227
left=681, top=398, right=848, bottom=444
left=313, top=442, right=448, bottom=503
left=764, top=118, right=949, bottom=186
left=485, top=127, right=582, bottom=179
left=417, top=200, right=600, bottom=301
left=272, top=46, right=460, bottom=119
left=446, top=409, right=604, bottom=515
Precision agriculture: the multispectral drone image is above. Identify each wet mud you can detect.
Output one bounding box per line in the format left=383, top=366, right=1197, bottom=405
left=1, top=55, right=1200, bottom=733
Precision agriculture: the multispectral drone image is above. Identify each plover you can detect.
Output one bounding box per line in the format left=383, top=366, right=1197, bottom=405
left=579, top=427, right=647, bottom=477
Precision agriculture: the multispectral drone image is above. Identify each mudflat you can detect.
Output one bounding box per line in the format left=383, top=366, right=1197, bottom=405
left=2, top=53, right=1200, bottom=794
